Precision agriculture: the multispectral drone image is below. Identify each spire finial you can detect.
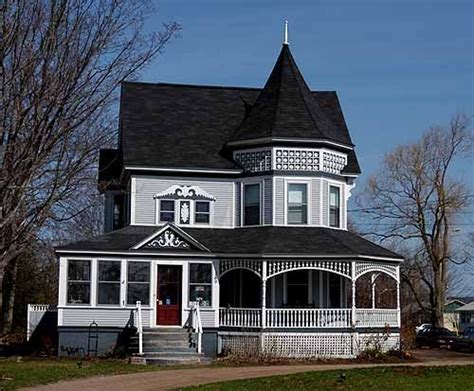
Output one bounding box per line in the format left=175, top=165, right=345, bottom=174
left=283, top=20, right=289, bottom=45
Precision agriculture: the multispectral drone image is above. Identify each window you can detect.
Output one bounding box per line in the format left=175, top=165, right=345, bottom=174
left=113, top=194, right=125, bottom=230
left=329, top=186, right=340, bottom=228
left=244, top=184, right=260, bottom=226
left=67, top=260, right=91, bottom=304
left=189, top=263, right=212, bottom=307
left=195, top=201, right=210, bottom=224
left=127, top=262, right=150, bottom=305
left=98, top=261, right=121, bottom=305
left=159, top=200, right=175, bottom=222
left=287, top=183, right=308, bottom=224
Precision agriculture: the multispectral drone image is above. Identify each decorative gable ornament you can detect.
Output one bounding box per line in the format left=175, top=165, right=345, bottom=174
left=154, top=185, right=216, bottom=201
left=146, top=229, right=190, bottom=249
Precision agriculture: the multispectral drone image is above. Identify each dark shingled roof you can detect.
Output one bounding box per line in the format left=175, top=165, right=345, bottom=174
left=230, top=45, right=353, bottom=146
left=57, top=225, right=402, bottom=260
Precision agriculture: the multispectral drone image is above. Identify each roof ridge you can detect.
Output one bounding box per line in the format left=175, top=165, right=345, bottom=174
left=122, top=80, right=262, bottom=91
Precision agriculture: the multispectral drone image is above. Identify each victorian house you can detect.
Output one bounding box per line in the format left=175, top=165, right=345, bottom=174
left=48, top=35, right=403, bottom=363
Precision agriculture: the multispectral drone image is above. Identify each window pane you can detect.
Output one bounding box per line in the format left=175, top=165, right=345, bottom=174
left=288, top=184, right=308, bottom=224
left=128, top=262, right=150, bottom=282
left=127, top=283, right=150, bottom=305
left=195, top=213, right=210, bottom=223
left=98, top=283, right=120, bottom=305
left=160, top=200, right=175, bottom=211
left=329, top=186, right=340, bottom=227
left=244, top=184, right=260, bottom=226
left=190, top=264, right=212, bottom=283
left=68, top=260, right=90, bottom=281
left=189, top=285, right=212, bottom=307
left=245, top=184, right=260, bottom=204
left=160, top=212, right=175, bottom=222
left=195, top=201, right=210, bottom=213
left=98, top=261, right=121, bottom=281
left=67, top=282, right=90, bottom=304
left=330, top=186, right=340, bottom=207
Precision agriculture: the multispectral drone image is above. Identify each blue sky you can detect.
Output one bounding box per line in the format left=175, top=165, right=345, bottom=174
left=142, top=1, right=473, bottom=289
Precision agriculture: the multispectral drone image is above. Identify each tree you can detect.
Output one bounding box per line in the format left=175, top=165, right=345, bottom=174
left=356, top=114, right=473, bottom=327
left=0, top=0, right=180, bottom=335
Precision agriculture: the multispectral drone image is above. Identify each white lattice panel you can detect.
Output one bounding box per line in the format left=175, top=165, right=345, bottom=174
left=355, top=262, right=399, bottom=282
left=267, top=260, right=351, bottom=279
left=219, top=333, right=261, bottom=356
left=274, top=148, right=320, bottom=171
left=220, top=260, right=262, bottom=277
left=322, top=151, right=347, bottom=174
left=263, top=333, right=353, bottom=358
left=356, top=333, right=400, bottom=353
left=235, top=150, right=272, bottom=173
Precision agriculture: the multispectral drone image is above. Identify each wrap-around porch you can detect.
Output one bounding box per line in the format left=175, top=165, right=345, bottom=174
left=218, top=259, right=400, bottom=330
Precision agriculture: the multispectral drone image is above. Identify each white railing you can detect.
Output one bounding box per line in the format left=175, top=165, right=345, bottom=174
left=219, top=308, right=262, bottom=328
left=27, top=304, right=57, bottom=341
left=266, top=308, right=352, bottom=328
left=355, top=308, right=399, bottom=328
left=135, top=301, right=143, bottom=355
left=192, top=301, right=203, bottom=353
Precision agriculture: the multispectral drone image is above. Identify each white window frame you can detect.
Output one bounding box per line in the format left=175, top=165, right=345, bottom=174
left=328, top=182, right=343, bottom=229
left=242, top=181, right=263, bottom=226
left=66, top=259, right=92, bottom=306
left=284, top=179, right=311, bottom=226
left=157, top=198, right=176, bottom=224
left=194, top=200, right=211, bottom=225
left=96, top=259, right=122, bottom=306
left=126, top=260, right=152, bottom=307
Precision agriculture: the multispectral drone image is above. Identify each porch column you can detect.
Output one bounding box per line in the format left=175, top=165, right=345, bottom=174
left=261, top=260, right=267, bottom=329
left=396, top=266, right=401, bottom=328
left=351, top=261, right=356, bottom=327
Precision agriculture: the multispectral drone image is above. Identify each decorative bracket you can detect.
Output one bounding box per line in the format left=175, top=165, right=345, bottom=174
left=154, top=185, right=216, bottom=201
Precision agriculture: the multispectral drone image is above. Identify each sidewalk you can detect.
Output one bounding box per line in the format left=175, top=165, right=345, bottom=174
left=22, top=351, right=474, bottom=391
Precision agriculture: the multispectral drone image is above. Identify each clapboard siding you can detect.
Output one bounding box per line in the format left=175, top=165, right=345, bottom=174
left=62, top=308, right=152, bottom=328
left=310, top=178, right=321, bottom=225
left=235, top=183, right=241, bottom=227
left=264, top=178, right=273, bottom=225
left=321, top=180, right=329, bottom=226
left=274, top=178, right=285, bottom=224
left=133, top=176, right=234, bottom=227
left=184, top=309, right=216, bottom=328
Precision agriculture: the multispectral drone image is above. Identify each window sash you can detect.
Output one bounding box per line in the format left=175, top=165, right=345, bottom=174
left=159, top=200, right=175, bottom=222
left=195, top=201, right=210, bottom=224
left=329, top=186, right=340, bottom=227
left=98, top=261, right=121, bottom=305
left=189, top=263, right=212, bottom=307
left=287, top=184, right=308, bottom=224
left=244, top=184, right=260, bottom=226
left=127, top=262, right=150, bottom=305
left=67, top=260, right=91, bottom=304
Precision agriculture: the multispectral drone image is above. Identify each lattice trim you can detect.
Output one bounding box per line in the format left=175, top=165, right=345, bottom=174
left=322, top=151, right=347, bottom=174
left=220, top=260, right=262, bottom=277
left=234, top=149, right=272, bottom=173
left=274, top=148, right=320, bottom=171
left=267, top=260, right=351, bottom=279
left=355, top=262, right=398, bottom=282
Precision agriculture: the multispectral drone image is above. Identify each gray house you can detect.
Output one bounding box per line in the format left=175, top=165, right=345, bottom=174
left=43, top=39, right=403, bottom=363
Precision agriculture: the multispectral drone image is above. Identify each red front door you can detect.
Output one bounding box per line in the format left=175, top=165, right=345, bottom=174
left=156, top=265, right=181, bottom=326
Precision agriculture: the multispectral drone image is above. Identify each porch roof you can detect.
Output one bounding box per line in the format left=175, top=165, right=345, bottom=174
left=56, top=225, right=403, bottom=260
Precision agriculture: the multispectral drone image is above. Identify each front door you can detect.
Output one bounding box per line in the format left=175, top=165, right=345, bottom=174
left=156, top=265, right=181, bottom=326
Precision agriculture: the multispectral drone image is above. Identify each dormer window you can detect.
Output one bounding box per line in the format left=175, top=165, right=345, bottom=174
left=244, top=183, right=260, bottom=226
left=159, top=200, right=175, bottom=222
left=287, top=183, right=308, bottom=224
left=329, top=186, right=340, bottom=228
left=195, top=201, right=210, bottom=224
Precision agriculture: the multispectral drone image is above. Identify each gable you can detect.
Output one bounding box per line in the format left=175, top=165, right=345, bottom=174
left=132, top=225, right=209, bottom=252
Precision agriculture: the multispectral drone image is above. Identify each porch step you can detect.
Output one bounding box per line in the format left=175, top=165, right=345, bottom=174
left=131, top=355, right=210, bottom=366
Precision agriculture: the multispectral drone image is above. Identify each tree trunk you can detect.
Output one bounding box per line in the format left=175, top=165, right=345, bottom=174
left=2, top=259, right=18, bottom=335
left=432, top=264, right=445, bottom=328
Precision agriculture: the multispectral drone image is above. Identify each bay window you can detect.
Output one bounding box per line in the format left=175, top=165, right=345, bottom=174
left=98, top=261, right=121, bottom=305
left=244, top=183, right=260, bottom=226
left=127, top=262, right=150, bottom=305
left=67, top=260, right=91, bottom=304
left=329, top=186, right=340, bottom=228
left=287, top=183, right=308, bottom=224
left=189, top=263, right=212, bottom=307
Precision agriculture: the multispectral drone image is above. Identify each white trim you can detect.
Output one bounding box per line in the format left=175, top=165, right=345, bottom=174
left=226, top=137, right=354, bottom=150
left=319, top=270, right=323, bottom=307
left=125, top=166, right=242, bottom=174
left=326, top=179, right=344, bottom=229
left=130, top=177, right=136, bottom=225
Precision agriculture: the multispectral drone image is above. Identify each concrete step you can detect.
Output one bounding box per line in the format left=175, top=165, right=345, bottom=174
left=131, top=355, right=211, bottom=366
left=131, top=346, right=197, bottom=354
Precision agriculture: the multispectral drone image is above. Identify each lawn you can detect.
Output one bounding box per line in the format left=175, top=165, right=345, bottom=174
left=181, top=365, right=474, bottom=391
left=0, top=357, right=161, bottom=390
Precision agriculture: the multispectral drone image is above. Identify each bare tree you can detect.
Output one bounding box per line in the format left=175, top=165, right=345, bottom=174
left=0, top=0, right=180, bottom=334
left=356, top=114, right=473, bottom=327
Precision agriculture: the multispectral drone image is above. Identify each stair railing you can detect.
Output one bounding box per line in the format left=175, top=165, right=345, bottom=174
left=136, top=301, right=143, bottom=355
left=192, top=300, right=203, bottom=354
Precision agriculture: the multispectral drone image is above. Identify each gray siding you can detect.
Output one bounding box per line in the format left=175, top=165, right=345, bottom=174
left=310, top=178, right=321, bottom=225
left=264, top=178, right=273, bottom=225
left=61, top=308, right=152, bottom=328
left=134, top=176, right=234, bottom=227
left=235, top=183, right=241, bottom=227
left=274, top=178, right=285, bottom=225
left=321, top=180, right=329, bottom=226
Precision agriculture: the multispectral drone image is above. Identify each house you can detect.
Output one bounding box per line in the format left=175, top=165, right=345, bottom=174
left=444, top=297, right=473, bottom=333
left=47, top=33, right=404, bottom=362
left=457, top=302, right=474, bottom=331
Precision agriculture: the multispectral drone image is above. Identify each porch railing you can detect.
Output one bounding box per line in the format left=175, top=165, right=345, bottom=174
left=355, top=308, right=398, bottom=328
left=219, top=307, right=261, bottom=328
left=219, top=307, right=399, bottom=329
left=266, top=308, right=352, bottom=328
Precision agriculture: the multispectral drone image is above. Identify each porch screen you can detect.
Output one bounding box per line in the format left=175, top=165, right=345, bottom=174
left=189, top=263, right=212, bottom=307
left=67, top=260, right=91, bottom=304
left=98, top=261, right=121, bottom=305
left=127, top=262, right=150, bottom=305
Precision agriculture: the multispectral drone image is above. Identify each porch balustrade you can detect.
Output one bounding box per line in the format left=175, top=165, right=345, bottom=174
left=219, top=307, right=399, bottom=329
